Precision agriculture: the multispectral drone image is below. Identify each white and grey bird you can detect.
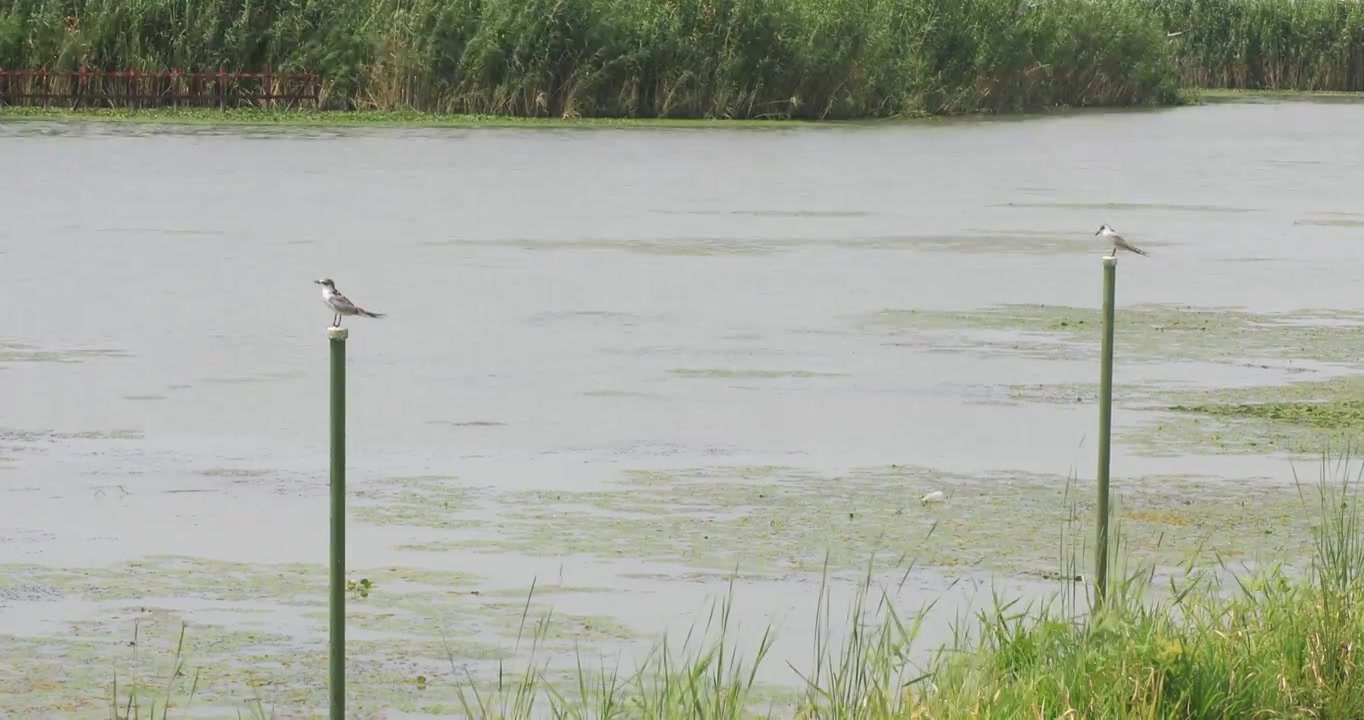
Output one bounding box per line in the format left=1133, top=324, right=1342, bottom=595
left=1095, top=224, right=1149, bottom=257
left=314, top=278, right=385, bottom=327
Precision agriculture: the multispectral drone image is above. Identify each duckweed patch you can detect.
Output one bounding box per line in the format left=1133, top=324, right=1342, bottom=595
left=352, top=474, right=488, bottom=530
left=1295, top=217, right=1364, bottom=228
left=990, top=201, right=1262, bottom=214
left=863, top=304, right=1364, bottom=367
left=0, top=427, right=145, bottom=443
left=670, top=368, right=849, bottom=379
left=582, top=389, right=667, bottom=399
left=0, top=340, right=131, bottom=364
left=834, top=231, right=1095, bottom=255
left=429, top=465, right=1318, bottom=579
left=962, top=381, right=1166, bottom=407
left=1135, top=375, right=1364, bottom=456
left=0, top=555, right=598, bottom=717
left=965, top=375, right=1364, bottom=458
left=431, top=237, right=788, bottom=256
left=199, top=467, right=271, bottom=478
left=202, top=371, right=306, bottom=384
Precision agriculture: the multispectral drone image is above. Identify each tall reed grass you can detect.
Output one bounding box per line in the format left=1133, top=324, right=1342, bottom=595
left=1154, top=0, right=1364, bottom=92
left=7, top=0, right=1363, bottom=118
left=0, top=0, right=1182, bottom=118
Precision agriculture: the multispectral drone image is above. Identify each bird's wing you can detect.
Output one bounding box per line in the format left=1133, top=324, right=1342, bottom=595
left=331, top=292, right=359, bottom=311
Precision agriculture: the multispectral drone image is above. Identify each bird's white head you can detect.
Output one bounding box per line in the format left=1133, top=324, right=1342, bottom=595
left=1095, top=224, right=1111, bottom=236
left=314, top=278, right=336, bottom=288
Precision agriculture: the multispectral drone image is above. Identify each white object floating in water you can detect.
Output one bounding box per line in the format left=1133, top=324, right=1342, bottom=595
left=919, top=491, right=946, bottom=505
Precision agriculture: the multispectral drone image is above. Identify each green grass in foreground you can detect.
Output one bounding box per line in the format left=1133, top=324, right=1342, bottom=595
left=108, top=452, right=1364, bottom=718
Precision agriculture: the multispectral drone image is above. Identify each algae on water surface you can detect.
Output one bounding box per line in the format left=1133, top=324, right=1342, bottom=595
left=419, top=465, right=1322, bottom=580
left=864, top=304, right=1364, bottom=367
left=0, top=554, right=633, bottom=718
left=1135, top=376, right=1364, bottom=456
left=958, top=373, right=1364, bottom=458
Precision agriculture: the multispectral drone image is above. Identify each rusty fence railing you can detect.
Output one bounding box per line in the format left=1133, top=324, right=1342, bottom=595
left=0, top=69, right=321, bottom=109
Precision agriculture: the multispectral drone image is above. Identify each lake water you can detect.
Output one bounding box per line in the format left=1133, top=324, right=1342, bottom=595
left=3, top=97, right=1364, bottom=717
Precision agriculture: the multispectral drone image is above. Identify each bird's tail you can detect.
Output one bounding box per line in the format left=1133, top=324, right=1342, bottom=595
left=358, top=309, right=386, bottom=319
left=1129, top=245, right=1149, bottom=256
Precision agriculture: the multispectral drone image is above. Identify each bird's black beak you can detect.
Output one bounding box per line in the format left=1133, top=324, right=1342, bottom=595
left=313, top=280, right=323, bottom=285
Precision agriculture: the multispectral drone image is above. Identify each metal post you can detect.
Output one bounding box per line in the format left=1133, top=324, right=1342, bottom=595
left=328, top=326, right=348, bottom=720
left=1095, top=256, right=1117, bottom=608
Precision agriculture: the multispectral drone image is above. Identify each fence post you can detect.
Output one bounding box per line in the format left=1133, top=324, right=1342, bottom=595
left=1094, top=255, right=1118, bottom=609
left=328, top=326, right=347, bottom=720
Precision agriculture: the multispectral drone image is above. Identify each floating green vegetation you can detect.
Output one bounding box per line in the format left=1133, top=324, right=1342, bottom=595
left=0, top=555, right=634, bottom=717
left=1126, top=375, right=1364, bottom=456
left=864, top=303, right=1364, bottom=367
left=1196, top=88, right=1364, bottom=102
left=352, top=474, right=488, bottom=530
left=581, top=389, right=666, bottom=399
left=426, top=237, right=789, bottom=256
left=834, top=231, right=1097, bottom=255
left=963, top=374, right=1364, bottom=458
left=202, top=370, right=305, bottom=384
left=992, top=201, right=1262, bottom=214
left=1296, top=218, right=1364, bottom=228
left=0, top=427, right=144, bottom=443
left=958, top=380, right=1167, bottom=408
left=426, top=465, right=1318, bottom=579
left=670, top=368, right=848, bottom=379
left=0, top=340, right=130, bottom=364
left=7, top=466, right=1361, bottom=717
left=409, top=460, right=1364, bottom=719
left=198, top=467, right=271, bottom=478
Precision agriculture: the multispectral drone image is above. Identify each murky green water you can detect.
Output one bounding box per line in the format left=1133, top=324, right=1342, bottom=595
left=3, top=98, right=1364, bottom=717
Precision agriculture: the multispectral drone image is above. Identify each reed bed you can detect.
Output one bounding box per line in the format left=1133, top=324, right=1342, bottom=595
left=1, top=0, right=1180, bottom=118
left=1154, top=0, right=1364, bottom=92
left=6, top=0, right=1364, bottom=118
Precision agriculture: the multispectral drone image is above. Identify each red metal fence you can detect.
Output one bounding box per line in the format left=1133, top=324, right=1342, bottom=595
left=0, top=69, right=321, bottom=109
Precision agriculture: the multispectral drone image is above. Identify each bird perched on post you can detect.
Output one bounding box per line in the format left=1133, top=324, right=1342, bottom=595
left=315, top=278, right=385, bottom=328
left=1095, top=224, right=1149, bottom=257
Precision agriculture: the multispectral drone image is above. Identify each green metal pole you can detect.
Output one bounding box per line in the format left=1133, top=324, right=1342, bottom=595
left=328, top=326, right=348, bottom=720
left=1095, top=256, right=1117, bottom=609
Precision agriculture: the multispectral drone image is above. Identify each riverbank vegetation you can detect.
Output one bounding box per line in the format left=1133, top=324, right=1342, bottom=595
left=0, top=0, right=1173, bottom=118
left=4, top=0, right=1362, bottom=120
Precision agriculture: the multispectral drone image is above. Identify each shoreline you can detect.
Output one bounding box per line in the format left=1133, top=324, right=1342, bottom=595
left=0, top=106, right=872, bottom=129
left=0, top=94, right=1244, bottom=130
left=2, top=90, right=1360, bottom=129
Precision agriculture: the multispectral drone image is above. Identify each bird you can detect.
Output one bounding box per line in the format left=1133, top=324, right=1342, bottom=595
left=314, top=278, right=385, bottom=327
left=1095, top=224, right=1149, bottom=257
